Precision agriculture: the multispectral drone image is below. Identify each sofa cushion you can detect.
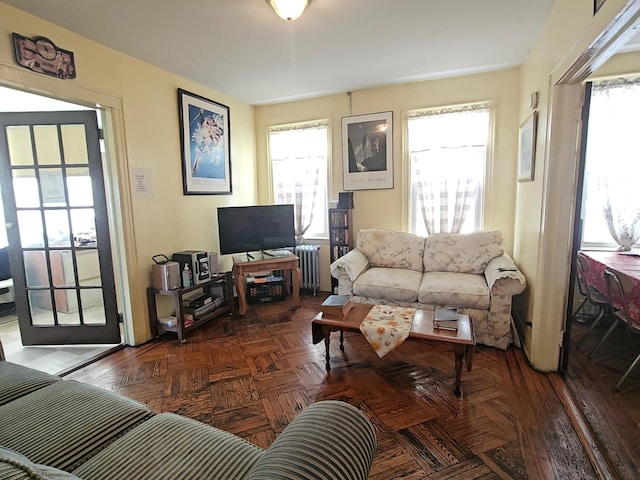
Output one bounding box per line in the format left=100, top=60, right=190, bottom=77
left=418, top=272, right=490, bottom=309
left=357, top=229, right=425, bottom=272
left=0, top=380, right=155, bottom=471
left=353, top=267, right=421, bottom=303
left=0, top=446, right=81, bottom=480
left=423, top=230, right=504, bottom=274
left=0, top=361, right=60, bottom=406
left=73, top=413, right=264, bottom=480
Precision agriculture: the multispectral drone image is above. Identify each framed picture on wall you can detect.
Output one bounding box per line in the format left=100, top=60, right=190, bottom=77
left=342, top=111, right=393, bottom=190
left=177, top=88, right=232, bottom=195
left=518, top=111, right=537, bottom=182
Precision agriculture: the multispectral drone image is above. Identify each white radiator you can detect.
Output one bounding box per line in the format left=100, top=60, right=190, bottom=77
left=295, top=245, right=320, bottom=295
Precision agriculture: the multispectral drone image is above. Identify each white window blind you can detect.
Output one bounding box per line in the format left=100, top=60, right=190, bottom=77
left=407, top=105, right=490, bottom=236
left=268, top=121, right=329, bottom=240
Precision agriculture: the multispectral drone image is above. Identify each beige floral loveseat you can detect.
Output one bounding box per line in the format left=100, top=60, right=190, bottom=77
left=330, top=229, right=526, bottom=349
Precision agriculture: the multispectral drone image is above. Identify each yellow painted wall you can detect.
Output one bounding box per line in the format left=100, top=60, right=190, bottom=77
left=0, top=3, right=257, bottom=344
left=255, top=68, right=521, bottom=292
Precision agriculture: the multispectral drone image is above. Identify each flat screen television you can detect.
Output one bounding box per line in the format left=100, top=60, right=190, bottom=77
left=217, top=204, right=296, bottom=255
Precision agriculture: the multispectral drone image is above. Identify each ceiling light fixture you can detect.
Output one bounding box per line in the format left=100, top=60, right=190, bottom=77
left=266, top=0, right=311, bottom=21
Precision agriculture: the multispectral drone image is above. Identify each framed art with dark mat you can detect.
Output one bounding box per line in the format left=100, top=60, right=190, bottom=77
left=178, top=88, right=232, bottom=195
left=342, top=111, right=393, bottom=191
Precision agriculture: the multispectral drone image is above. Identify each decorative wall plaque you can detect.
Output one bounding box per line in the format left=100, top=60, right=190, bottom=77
left=12, top=33, right=76, bottom=79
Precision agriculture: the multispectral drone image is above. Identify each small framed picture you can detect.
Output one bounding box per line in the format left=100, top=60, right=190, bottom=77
left=177, top=88, right=232, bottom=195
left=518, top=111, right=537, bottom=183
left=342, top=111, right=393, bottom=191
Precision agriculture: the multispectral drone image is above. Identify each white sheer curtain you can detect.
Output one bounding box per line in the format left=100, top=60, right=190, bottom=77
left=408, top=105, right=489, bottom=235
left=598, top=177, right=640, bottom=250
left=268, top=122, right=328, bottom=242
left=586, top=78, right=640, bottom=250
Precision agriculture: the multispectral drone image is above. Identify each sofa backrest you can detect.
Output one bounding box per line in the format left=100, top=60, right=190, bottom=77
left=357, top=229, right=425, bottom=272
left=423, top=230, right=504, bottom=274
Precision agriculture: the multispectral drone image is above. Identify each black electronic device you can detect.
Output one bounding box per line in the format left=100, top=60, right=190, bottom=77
left=217, top=204, right=296, bottom=255
left=172, top=250, right=210, bottom=285
left=337, top=191, right=354, bottom=209
left=182, top=293, right=212, bottom=309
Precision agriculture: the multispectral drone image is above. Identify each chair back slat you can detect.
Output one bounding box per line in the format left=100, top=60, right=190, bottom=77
left=604, top=267, right=640, bottom=331
left=575, top=253, right=589, bottom=297
left=577, top=252, right=607, bottom=305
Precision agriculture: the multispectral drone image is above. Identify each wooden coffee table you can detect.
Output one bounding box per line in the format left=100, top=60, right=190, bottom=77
left=311, top=304, right=475, bottom=396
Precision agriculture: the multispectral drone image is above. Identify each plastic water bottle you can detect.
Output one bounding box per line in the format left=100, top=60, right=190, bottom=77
left=182, top=264, right=192, bottom=287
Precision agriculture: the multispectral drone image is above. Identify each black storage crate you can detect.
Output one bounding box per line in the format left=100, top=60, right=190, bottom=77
left=247, top=277, right=285, bottom=304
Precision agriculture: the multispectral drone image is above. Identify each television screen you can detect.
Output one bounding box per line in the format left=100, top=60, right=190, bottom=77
left=217, top=204, right=296, bottom=255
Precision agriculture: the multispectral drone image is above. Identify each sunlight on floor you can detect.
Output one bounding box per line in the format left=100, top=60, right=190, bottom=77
left=0, top=312, right=121, bottom=375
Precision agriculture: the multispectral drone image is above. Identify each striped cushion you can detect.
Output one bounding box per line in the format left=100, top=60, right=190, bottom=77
left=74, top=413, right=264, bottom=480
left=0, top=380, right=154, bottom=471
left=246, top=400, right=376, bottom=480
left=0, top=447, right=81, bottom=480
left=0, top=361, right=60, bottom=406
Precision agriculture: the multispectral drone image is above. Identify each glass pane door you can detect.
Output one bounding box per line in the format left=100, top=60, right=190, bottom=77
left=0, top=110, right=120, bottom=345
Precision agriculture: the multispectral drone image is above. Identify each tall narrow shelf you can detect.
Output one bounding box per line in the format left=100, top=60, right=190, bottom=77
left=329, top=207, right=353, bottom=292
left=147, top=271, right=234, bottom=343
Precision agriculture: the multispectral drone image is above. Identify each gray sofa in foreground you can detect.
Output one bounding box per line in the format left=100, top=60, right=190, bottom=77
left=0, top=361, right=376, bottom=480
left=331, top=229, right=526, bottom=349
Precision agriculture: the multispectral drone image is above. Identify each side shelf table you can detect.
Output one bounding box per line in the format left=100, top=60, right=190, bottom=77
left=232, top=252, right=301, bottom=315
left=147, top=271, right=234, bottom=343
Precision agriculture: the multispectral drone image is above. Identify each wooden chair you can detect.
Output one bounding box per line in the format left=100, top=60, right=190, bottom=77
left=602, top=267, right=640, bottom=390
left=575, top=252, right=610, bottom=351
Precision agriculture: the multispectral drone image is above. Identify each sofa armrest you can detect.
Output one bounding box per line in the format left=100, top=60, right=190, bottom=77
left=484, top=254, right=526, bottom=293
left=247, top=400, right=376, bottom=480
left=483, top=254, right=526, bottom=349
left=330, top=250, right=370, bottom=295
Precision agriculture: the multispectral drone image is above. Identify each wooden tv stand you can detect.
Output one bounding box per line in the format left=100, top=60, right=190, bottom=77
left=232, top=252, right=301, bottom=315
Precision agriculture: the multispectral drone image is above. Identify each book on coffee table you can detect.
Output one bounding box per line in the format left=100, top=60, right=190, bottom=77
left=321, top=295, right=353, bottom=316
left=434, top=307, right=459, bottom=330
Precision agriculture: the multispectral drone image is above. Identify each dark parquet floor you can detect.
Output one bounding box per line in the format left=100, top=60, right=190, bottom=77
left=566, top=311, right=640, bottom=480
left=67, top=294, right=599, bottom=479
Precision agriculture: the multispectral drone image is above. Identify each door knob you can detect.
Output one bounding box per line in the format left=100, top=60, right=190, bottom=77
left=5, top=222, right=13, bottom=229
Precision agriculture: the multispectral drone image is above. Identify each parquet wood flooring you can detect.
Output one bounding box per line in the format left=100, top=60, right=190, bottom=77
left=566, top=317, right=640, bottom=479
left=67, top=294, right=598, bottom=479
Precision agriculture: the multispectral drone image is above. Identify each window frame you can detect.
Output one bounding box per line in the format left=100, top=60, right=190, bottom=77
left=266, top=119, right=330, bottom=240
left=405, top=102, right=492, bottom=236
left=580, top=76, right=640, bottom=250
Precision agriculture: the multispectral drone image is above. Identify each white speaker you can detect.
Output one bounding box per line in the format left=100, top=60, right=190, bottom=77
left=209, top=252, right=219, bottom=274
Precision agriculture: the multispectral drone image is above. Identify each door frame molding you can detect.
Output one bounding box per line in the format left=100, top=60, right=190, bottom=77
left=528, top=0, right=640, bottom=370
left=0, top=63, right=138, bottom=346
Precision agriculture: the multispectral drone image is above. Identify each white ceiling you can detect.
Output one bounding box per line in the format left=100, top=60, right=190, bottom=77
left=3, top=0, right=558, bottom=105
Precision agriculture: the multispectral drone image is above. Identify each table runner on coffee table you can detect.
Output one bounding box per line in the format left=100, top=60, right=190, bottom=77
left=359, top=305, right=416, bottom=357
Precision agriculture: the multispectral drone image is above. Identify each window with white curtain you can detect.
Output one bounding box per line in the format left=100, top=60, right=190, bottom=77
left=582, top=77, right=640, bottom=250
left=268, top=121, right=329, bottom=240
left=407, top=104, right=490, bottom=236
